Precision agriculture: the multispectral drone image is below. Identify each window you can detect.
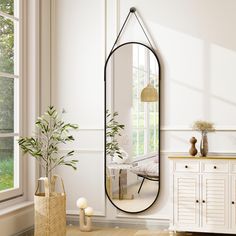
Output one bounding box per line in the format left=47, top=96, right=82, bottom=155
left=132, top=44, right=159, bottom=158
left=0, top=0, right=22, bottom=201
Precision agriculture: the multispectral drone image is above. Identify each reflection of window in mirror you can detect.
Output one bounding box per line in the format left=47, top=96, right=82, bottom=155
left=132, top=45, right=159, bottom=159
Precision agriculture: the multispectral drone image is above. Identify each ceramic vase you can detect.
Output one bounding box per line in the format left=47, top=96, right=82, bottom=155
left=189, top=137, right=198, bottom=156
left=200, top=133, right=208, bottom=157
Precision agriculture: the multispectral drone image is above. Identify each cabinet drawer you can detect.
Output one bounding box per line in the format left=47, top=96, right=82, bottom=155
left=202, top=161, right=228, bottom=173
left=174, top=161, right=199, bottom=173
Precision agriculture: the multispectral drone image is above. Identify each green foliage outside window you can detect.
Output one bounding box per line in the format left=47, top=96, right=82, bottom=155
left=0, top=0, right=14, bottom=16
left=0, top=0, right=14, bottom=132
left=0, top=0, right=15, bottom=191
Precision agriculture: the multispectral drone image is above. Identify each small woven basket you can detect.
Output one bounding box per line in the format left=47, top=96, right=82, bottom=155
left=34, top=175, right=66, bottom=236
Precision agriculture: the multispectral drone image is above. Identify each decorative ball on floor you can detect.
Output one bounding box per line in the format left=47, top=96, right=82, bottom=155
left=76, top=197, right=94, bottom=232
left=76, top=197, right=88, bottom=209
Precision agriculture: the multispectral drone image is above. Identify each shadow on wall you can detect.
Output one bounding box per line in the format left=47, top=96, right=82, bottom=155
left=145, top=0, right=236, bottom=52
left=139, top=0, right=236, bottom=127
left=118, top=0, right=236, bottom=152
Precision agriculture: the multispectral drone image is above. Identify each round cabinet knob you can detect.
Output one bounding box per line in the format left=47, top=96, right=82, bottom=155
left=185, top=165, right=188, bottom=168
left=202, top=200, right=205, bottom=203
left=214, top=166, right=217, bottom=169
left=232, top=201, right=235, bottom=205
left=196, top=200, right=199, bottom=203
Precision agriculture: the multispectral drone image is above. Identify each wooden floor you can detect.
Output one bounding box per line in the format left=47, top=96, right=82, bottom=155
left=65, top=226, right=227, bottom=236
left=25, top=226, right=228, bottom=236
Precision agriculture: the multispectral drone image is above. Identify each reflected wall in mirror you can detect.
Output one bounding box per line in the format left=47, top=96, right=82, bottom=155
left=105, top=42, right=160, bottom=213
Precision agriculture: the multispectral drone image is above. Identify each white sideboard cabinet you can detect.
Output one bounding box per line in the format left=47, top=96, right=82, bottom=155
left=169, top=156, right=236, bottom=234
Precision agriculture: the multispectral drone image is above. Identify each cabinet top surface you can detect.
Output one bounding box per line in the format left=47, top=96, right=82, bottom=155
left=168, top=156, right=236, bottom=160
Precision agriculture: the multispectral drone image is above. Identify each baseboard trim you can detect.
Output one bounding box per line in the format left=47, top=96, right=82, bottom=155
left=67, top=215, right=169, bottom=230
left=14, top=216, right=169, bottom=235
left=13, top=226, right=34, bottom=236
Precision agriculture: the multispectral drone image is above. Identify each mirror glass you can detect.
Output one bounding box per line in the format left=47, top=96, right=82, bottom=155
left=105, top=42, right=160, bottom=213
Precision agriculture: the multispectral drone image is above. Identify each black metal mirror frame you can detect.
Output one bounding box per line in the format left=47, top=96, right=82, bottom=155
left=104, top=41, right=161, bottom=214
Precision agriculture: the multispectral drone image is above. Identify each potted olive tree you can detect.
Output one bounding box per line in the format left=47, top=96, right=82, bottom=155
left=18, top=106, right=78, bottom=178
left=18, top=106, right=78, bottom=236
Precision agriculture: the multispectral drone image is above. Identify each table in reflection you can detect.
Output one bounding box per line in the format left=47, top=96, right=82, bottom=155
left=107, top=163, right=134, bottom=200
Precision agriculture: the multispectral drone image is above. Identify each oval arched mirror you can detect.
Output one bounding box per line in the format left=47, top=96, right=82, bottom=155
left=105, top=42, right=160, bottom=213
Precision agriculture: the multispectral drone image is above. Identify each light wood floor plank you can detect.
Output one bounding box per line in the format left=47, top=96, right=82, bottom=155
left=65, top=226, right=226, bottom=236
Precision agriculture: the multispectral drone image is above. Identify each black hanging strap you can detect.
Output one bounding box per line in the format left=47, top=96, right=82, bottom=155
left=109, top=7, right=155, bottom=54
left=110, top=11, right=132, bottom=53
left=133, top=11, right=154, bottom=51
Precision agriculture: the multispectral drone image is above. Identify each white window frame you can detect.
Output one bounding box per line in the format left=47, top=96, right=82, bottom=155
left=132, top=45, right=159, bottom=160
left=0, top=0, right=24, bottom=202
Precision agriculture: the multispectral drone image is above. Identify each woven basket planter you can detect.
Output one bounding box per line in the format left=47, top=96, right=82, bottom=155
left=34, top=175, right=66, bottom=236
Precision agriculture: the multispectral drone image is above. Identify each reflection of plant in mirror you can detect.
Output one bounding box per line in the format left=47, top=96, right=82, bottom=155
left=106, top=110, right=125, bottom=159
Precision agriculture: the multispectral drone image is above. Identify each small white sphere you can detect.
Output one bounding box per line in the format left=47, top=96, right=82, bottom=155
left=76, top=197, right=88, bottom=209
left=85, top=207, right=94, bottom=216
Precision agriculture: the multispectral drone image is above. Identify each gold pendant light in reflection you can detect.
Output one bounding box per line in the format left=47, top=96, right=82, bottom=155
left=141, top=83, right=158, bottom=102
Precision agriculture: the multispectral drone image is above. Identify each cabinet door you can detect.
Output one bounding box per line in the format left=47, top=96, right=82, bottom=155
left=231, top=175, right=236, bottom=230
left=202, top=174, right=228, bottom=230
left=174, top=174, right=200, bottom=228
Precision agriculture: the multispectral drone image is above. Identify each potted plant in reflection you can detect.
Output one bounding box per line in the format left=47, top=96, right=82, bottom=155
left=106, top=109, right=127, bottom=163
left=192, top=120, right=215, bottom=157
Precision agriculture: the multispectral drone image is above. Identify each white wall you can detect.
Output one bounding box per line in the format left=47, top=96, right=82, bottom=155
left=50, top=0, right=236, bottom=226
left=51, top=0, right=105, bottom=216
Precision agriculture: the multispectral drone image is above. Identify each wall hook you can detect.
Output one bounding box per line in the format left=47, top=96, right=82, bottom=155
left=130, top=7, right=136, bottom=13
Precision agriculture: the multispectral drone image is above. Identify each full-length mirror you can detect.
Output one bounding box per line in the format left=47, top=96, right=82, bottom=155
left=105, top=42, right=160, bottom=213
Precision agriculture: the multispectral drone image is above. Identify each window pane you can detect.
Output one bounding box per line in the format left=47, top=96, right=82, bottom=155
left=0, top=0, right=14, bottom=16
left=132, top=129, right=137, bottom=157
left=138, top=130, right=144, bottom=156
left=0, top=15, right=15, bottom=74
left=132, top=68, right=138, bottom=103
left=150, top=74, right=158, bottom=87
left=138, top=45, right=145, bottom=70
left=150, top=52, right=158, bottom=75
left=132, top=111, right=137, bottom=128
left=149, top=128, right=158, bottom=153
left=0, top=137, right=14, bottom=191
left=132, top=44, right=159, bottom=159
left=149, top=129, right=155, bottom=152
left=149, top=109, right=158, bottom=125
left=138, top=70, right=146, bottom=86
left=132, top=106, right=145, bottom=128
left=132, top=129, right=144, bottom=157
left=149, top=111, right=155, bottom=126
left=132, top=44, right=138, bottom=68
left=0, top=77, right=14, bottom=133
left=138, top=110, right=144, bottom=128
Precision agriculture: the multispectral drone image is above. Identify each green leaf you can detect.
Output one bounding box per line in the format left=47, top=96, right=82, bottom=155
left=17, top=105, right=79, bottom=176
